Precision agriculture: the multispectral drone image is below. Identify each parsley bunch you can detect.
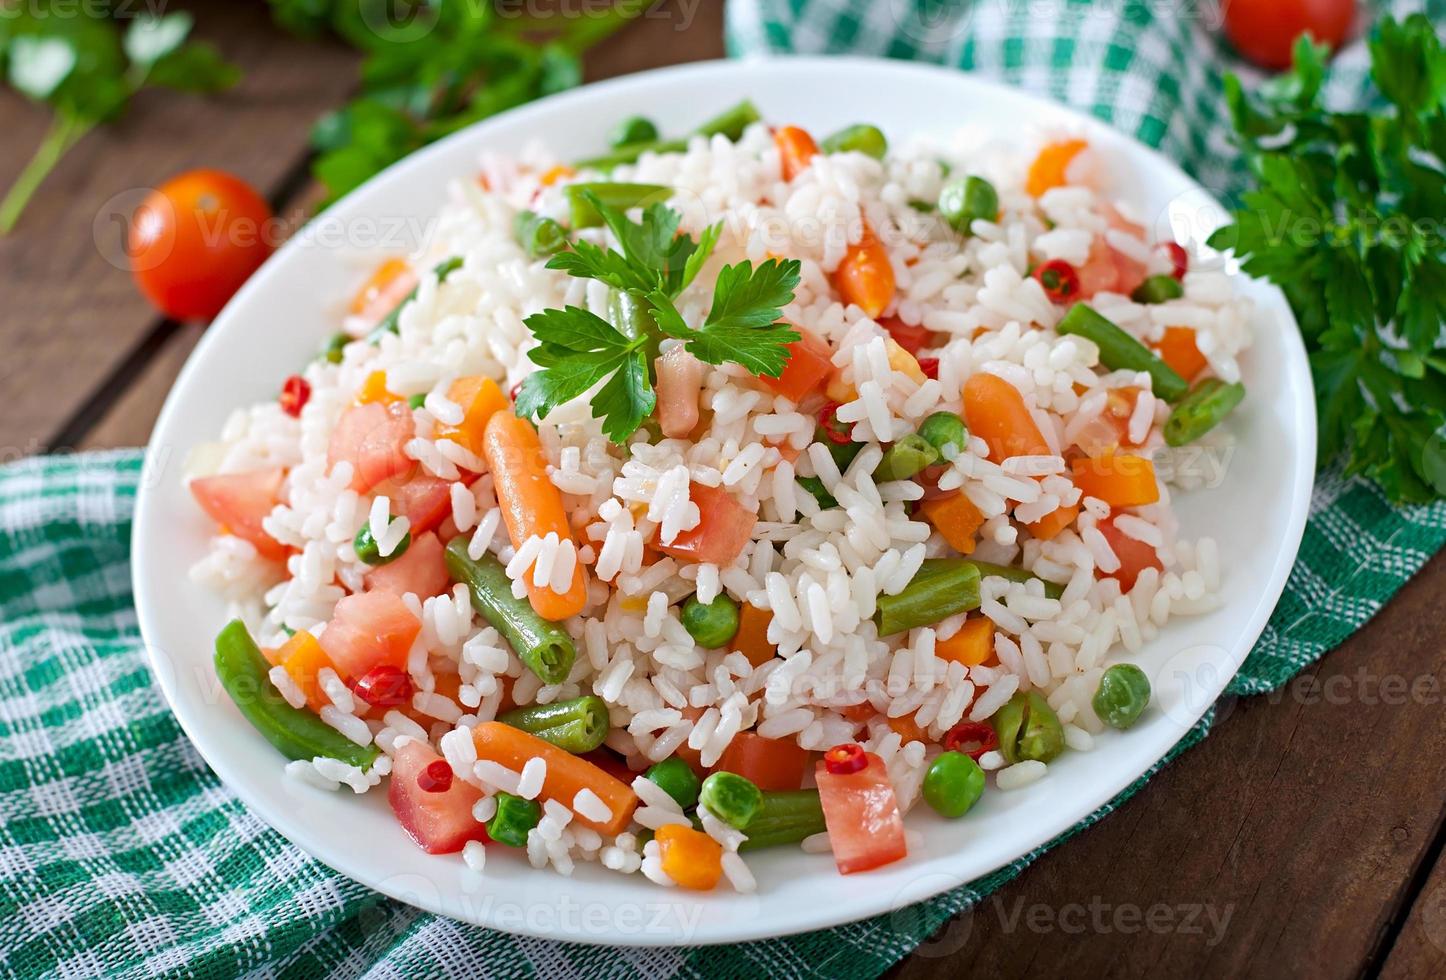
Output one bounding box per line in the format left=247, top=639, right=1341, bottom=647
left=0, top=6, right=238, bottom=233
left=516, top=191, right=802, bottom=441
left=1208, top=14, right=1446, bottom=503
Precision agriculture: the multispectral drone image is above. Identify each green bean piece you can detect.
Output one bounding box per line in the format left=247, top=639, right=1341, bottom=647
left=486, top=792, right=542, bottom=847
left=609, top=288, right=662, bottom=375
left=796, top=475, right=838, bottom=510
left=513, top=209, right=568, bottom=259
left=354, top=521, right=410, bottom=566
left=322, top=331, right=350, bottom=364
left=699, top=771, right=763, bottom=830
left=922, top=751, right=986, bottom=818
left=497, top=696, right=610, bottom=754
left=1092, top=663, right=1152, bottom=729
left=875, top=559, right=982, bottom=636
left=407, top=393, right=426, bottom=410
left=566, top=182, right=673, bottom=229
left=645, top=757, right=701, bottom=809
left=916, top=411, right=968, bottom=460
left=736, top=790, right=827, bottom=851
left=966, top=560, right=1064, bottom=600
left=1164, top=378, right=1245, bottom=447
left=1131, top=274, right=1185, bottom=304
left=991, top=691, right=1065, bottom=764
left=875, top=433, right=940, bottom=482
left=938, top=176, right=999, bottom=234
left=576, top=99, right=761, bottom=169
left=907, top=199, right=937, bottom=213
left=610, top=114, right=659, bottom=147
left=213, top=620, right=379, bottom=769
left=444, top=537, right=577, bottom=685
left=681, top=594, right=740, bottom=648
left=1056, top=304, right=1188, bottom=402
left=365, top=256, right=464, bottom=343
left=820, top=123, right=888, bottom=159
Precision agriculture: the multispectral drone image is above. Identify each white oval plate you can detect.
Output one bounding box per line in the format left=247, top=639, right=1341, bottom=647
left=133, top=57, right=1315, bottom=946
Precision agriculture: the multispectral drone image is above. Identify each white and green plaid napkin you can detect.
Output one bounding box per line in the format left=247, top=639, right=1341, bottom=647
left=3, top=2, right=1445, bottom=976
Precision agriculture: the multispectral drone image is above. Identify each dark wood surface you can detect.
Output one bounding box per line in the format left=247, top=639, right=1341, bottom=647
left=2, top=3, right=1441, bottom=976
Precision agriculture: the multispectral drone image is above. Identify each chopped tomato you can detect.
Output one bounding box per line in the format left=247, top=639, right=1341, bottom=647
left=758, top=327, right=834, bottom=403
left=327, top=401, right=415, bottom=493
left=1076, top=237, right=1146, bottom=299
left=388, top=740, right=488, bottom=854
left=1072, top=386, right=1145, bottom=456
left=365, top=531, right=451, bottom=599
left=190, top=468, right=287, bottom=560
left=351, top=258, right=417, bottom=323
left=1097, top=514, right=1164, bottom=592
left=815, top=752, right=907, bottom=874
left=319, top=589, right=421, bottom=680
left=657, top=483, right=757, bottom=566
left=372, top=471, right=452, bottom=535
left=879, top=316, right=933, bottom=356
left=715, top=733, right=809, bottom=791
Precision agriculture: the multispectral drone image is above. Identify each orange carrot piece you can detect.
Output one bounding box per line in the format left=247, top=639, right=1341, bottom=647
left=936, top=616, right=995, bottom=668
left=470, top=722, right=638, bottom=835
left=481, top=412, right=589, bottom=621
left=349, top=257, right=413, bottom=316
left=657, top=824, right=724, bottom=890
left=539, top=164, right=575, bottom=186
left=279, top=631, right=335, bottom=712
left=435, top=376, right=508, bottom=457
left=834, top=220, right=896, bottom=318
left=963, top=373, right=1051, bottom=463
left=715, top=732, right=809, bottom=791
left=1154, top=326, right=1209, bottom=381
left=1071, top=454, right=1160, bottom=507
left=729, top=603, right=777, bottom=668
left=1027, top=502, right=1080, bottom=541
left=1026, top=138, right=1088, bottom=197
left=774, top=125, right=819, bottom=181
left=918, top=493, right=985, bottom=555
left=355, top=370, right=401, bottom=406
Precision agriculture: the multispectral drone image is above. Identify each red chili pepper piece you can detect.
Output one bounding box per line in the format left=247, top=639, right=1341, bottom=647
left=1032, top=259, right=1080, bottom=304
left=417, top=759, right=453, bottom=793
left=917, top=357, right=940, bottom=380
left=817, top=402, right=852, bottom=445
left=1164, top=242, right=1188, bottom=280
left=279, top=375, right=311, bottom=418
left=823, top=742, right=868, bottom=775
left=943, top=721, right=998, bottom=760
left=350, top=664, right=412, bottom=708
left=509, top=379, right=524, bottom=402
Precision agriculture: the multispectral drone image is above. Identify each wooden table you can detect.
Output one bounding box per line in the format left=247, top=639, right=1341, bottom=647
left=2, top=4, right=1441, bottom=976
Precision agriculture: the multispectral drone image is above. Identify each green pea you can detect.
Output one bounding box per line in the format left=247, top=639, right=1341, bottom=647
left=486, top=792, right=541, bottom=848
left=322, top=332, right=349, bottom=364
left=1131, top=274, right=1185, bottom=304
left=644, top=757, right=700, bottom=810
left=874, top=433, right=939, bottom=482
left=681, top=594, right=740, bottom=648
left=610, top=115, right=659, bottom=148
left=916, top=411, right=968, bottom=460
left=922, top=751, right=985, bottom=818
left=699, top=771, right=763, bottom=829
left=819, top=123, right=888, bottom=159
left=513, top=209, right=568, bottom=259
left=354, top=521, right=410, bottom=566
left=1092, top=663, right=1152, bottom=729
left=991, top=691, right=1065, bottom=764
left=938, top=176, right=998, bottom=234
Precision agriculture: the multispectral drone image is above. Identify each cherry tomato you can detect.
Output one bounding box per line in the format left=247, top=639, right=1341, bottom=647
left=1222, top=0, right=1356, bottom=71
left=129, top=169, right=275, bottom=320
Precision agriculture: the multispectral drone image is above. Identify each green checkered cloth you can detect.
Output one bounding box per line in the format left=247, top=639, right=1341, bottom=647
left=4, top=6, right=1445, bottom=979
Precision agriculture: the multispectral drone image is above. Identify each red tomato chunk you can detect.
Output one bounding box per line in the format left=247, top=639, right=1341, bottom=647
left=815, top=752, right=907, bottom=874
left=389, top=740, right=488, bottom=854
left=189, top=467, right=288, bottom=560
left=656, top=483, right=757, bottom=566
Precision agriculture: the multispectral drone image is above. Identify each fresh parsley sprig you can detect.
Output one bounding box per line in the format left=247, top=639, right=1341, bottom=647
left=1208, top=14, right=1446, bottom=504
left=516, top=190, right=801, bottom=441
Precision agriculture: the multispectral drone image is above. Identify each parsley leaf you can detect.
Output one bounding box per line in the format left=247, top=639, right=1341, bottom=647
left=649, top=259, right=802, bottom=377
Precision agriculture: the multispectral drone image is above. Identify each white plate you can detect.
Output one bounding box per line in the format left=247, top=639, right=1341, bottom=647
left=133, top=57, right=1315, bottom=946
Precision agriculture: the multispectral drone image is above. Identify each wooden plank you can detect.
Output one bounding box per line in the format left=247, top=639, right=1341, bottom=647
left=891, top=552, right=1446, bottom=979
left=0, top=1, right=359, bottom=454
left=1379, top=848, right=1446, bottom=978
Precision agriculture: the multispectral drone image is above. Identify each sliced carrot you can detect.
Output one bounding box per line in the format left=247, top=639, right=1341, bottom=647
left=1026, top=138, right=1088, bottom=197
left=481, top=412, right=589, bottom=621
left=470, top=721, right=637, bottom=835
left=1154, top=326, right=1209, bottom=381
left=349, top=257, right=413, bottom=316
left=936, top=616, right=995, bottom=668
left=434, top=376, right=508, bottom=457
left=715, top=732, right=809, bottom=791
left=834, top=220, right=896, bottom=319
left=355, top=370, right=400, bottom=406
left=775, top=125, right=819, bottom=181
left=918, top=493, right=985, bottom=555
left=657, top=824, right=724, bottom=890
left=963, top=372, right=1051, bottom=462
left=279, top=631, right=335, bottom=712
left=729, top=603, right=776, bottom=668
left=1027, top=502, right=1080, bottom=541
left=1071, top=454, right=1160, bottom=507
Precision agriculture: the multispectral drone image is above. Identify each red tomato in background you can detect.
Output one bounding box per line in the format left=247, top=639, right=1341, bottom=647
left=129, top=169, right=275, bottom=320
left=1222, top=0, right=1356, bottom=70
